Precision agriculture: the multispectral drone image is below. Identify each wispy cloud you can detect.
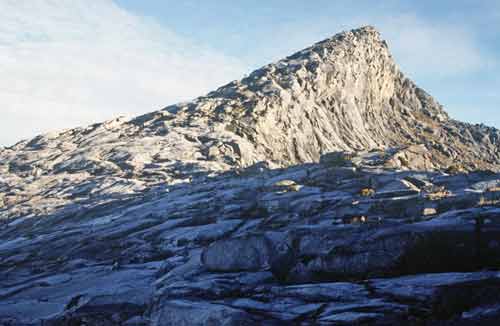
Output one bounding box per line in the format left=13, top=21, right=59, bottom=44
left=0, top=0, right=246, bottom=146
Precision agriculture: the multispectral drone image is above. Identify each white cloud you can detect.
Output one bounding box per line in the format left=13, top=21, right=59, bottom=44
left=0, top=0, right=246, bottom=146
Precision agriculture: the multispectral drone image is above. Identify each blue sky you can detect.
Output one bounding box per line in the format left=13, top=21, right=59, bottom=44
left=1, top=1, right=498, bottom=146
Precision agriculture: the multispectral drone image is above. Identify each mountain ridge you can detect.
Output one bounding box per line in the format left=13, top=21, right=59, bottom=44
left=1, top=26, right=499, bottom=219
left=124, top=25, right=498, bottom=170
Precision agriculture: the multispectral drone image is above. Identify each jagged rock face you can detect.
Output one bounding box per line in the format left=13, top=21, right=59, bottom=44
left=0, top=26, right=500, bottom=325
left=0, top=26, right=499, bottom=220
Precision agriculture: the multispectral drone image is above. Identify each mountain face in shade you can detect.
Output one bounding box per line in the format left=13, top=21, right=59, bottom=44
left=1, top=27, right=500, bottom=325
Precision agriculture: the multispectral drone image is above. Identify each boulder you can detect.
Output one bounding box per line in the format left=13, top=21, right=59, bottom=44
left=151, top=300, right=254, bottom=326
left=201, top=235, right=272, bottom=272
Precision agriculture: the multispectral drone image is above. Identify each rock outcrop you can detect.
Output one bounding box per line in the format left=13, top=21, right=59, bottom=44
left=0, top=26, right=499, bottom=325
left=1, top=26, right=498, bottom=221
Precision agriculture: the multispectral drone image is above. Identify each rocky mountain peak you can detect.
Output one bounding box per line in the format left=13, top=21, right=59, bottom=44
left=130, top=26, right=490, bottom=169
left=0, top=26, right=499, bottom=220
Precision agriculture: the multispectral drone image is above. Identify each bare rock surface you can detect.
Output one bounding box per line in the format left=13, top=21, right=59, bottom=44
left=1, top=26, right=498, bottom=221
left=0, top=26, right=500, bottom=325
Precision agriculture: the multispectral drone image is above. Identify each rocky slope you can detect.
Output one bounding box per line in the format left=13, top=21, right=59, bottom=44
left=0, top=26, right=500, bottom=325
left=1, top=26, right=498, bottom=220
